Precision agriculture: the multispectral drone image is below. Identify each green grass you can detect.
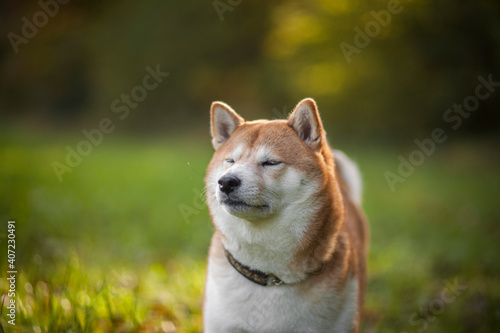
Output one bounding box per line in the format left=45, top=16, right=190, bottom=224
left=1, top=131, right=499, bottom=332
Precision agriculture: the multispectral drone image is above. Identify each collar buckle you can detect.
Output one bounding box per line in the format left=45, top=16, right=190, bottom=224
left=267, top=275, right=284, bottom=286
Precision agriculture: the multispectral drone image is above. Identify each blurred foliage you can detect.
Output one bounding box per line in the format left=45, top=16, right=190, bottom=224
left=1, top=0, right=499, bottom=139
left=0, top=251, right=205, bottom=332
left=0, top=134, right=212, bottom=331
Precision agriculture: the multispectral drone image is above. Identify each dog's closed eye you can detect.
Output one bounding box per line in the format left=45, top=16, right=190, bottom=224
left=262, top=160, right=281, bottom=166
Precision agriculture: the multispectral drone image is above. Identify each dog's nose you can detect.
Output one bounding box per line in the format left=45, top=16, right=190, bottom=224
left=218, top=176, right=241, bottom=194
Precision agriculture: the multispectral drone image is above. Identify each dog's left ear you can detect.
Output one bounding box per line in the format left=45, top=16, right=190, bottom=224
left=287, top=98, right=324, bottom=151
left=211, top=101, right=244, bottom=150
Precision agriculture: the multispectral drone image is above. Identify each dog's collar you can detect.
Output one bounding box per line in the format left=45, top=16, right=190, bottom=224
left=224, top=249, right=326, bottom=287
left=225, top=249, right=285, bottom=286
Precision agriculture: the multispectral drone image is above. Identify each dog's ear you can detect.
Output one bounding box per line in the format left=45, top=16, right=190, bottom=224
left=287, top=98, right=324, bottom=151
left=211, top=101, right=244, bottom=150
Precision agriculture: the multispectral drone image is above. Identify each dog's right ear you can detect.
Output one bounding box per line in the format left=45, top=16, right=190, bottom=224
left=210, top=102, right=244, bottom=150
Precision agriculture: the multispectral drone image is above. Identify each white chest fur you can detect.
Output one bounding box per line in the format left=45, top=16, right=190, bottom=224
left=203, top=255, right=359, bottom=333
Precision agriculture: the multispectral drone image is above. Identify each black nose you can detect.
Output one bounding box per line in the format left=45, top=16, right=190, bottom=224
left=218, top=175, right=241, bottom=194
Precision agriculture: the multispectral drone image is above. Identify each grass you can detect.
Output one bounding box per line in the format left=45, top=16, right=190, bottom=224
left=0, top=130, right=499, bottom=332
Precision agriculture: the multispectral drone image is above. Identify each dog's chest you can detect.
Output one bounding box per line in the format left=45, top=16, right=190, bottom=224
left=204, top=261, right=359, bottom=333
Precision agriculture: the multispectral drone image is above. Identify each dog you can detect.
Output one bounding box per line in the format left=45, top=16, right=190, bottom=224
left=203, top=98, right=369, bottom=333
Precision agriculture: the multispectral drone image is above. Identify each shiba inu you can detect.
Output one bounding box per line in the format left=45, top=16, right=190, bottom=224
left=203, top=98, right=369, bottom=333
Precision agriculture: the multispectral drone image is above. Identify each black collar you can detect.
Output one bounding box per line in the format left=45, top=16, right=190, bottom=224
left=225, top=249, right=284, bottom=286
left=224, top=249, right=326, bottom=286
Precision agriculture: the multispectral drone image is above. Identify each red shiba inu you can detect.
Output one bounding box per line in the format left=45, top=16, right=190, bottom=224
left=203, top=98, right=369, bottom=333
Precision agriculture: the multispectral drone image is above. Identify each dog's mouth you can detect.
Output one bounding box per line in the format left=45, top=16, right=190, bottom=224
left=221, top=198, right=269, bottom=210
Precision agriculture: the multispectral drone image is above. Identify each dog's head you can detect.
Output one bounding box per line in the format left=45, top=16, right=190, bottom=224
left=205, top=98, right=335, bottom=227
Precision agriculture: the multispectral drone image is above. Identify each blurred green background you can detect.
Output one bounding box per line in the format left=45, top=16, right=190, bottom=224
left=1, top=0, right=499, bottom=332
